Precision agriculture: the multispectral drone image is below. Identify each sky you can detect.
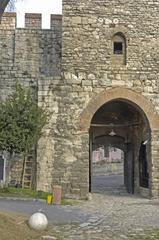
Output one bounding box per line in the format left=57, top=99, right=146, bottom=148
left=13, top=0, right=62, bottom=28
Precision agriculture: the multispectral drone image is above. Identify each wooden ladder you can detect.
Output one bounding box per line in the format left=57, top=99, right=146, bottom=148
left=22, top=153, right=34, bottom=189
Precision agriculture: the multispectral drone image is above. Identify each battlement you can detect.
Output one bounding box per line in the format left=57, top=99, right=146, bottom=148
left=0, top=12, right=16, bottom=30
left=25, top=13, right=42, bottom=29
left=51, top=14, right=62, bottom=30
left=0, top=12, right=62, bottom=30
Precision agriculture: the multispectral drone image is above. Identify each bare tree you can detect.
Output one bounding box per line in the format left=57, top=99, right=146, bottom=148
left=7, top=0, right=23, bottom=11
left=0, top=0, right=10, bottom=14
left=0, top=0, right=24, bottom=13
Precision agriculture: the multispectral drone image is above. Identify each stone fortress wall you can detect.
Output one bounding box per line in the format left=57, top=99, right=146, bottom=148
left=0, top=12, right=62, bottom=80
left=0, top=12, right=62, bottom=187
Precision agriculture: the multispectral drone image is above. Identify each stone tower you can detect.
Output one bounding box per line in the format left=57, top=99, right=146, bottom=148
left=50, top=0, right=159, bottom=198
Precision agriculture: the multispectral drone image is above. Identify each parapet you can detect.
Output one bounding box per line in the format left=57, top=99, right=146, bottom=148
left=25, top=13, right=42, bottom=29
left=0, top=12, right=62, bottom=30
left=25, top=13, right=62, bottom=30
left=51, top=14, right=62, bottom=30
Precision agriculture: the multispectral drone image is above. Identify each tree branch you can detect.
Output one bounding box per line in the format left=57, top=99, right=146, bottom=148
left=0, top=0, right=10, bottom=14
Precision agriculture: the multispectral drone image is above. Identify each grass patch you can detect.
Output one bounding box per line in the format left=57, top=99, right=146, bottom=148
left=0, top=187, right=75, bottom=205
left=0, top=187, right=49, bottom=200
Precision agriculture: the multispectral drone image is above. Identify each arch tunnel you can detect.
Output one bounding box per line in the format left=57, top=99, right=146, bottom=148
left=89, top=99, right=151, bottom=196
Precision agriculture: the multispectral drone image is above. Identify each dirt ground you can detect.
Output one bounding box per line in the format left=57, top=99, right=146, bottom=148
left=1, top=210, right=159, bottom=240
left=0, top=211, right=49, bottom=240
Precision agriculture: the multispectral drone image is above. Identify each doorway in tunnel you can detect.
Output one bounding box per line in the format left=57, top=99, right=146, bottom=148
left=91, top=135, right=125, bottom=194
left=89, top=99, right=151, bottom=196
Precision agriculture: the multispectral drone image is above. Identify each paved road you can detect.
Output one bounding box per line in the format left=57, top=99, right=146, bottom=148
left=0, top=198, right=91, bottom=224
left=1, top=193, right=159, bottom=239
left=0, top=175, right=125, bottom=226
left=92, top=174, right=125, bottom=193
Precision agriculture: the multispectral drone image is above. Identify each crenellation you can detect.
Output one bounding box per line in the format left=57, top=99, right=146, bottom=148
left=25, top=13, right=42, bottom=29
left=0, top=12, right=62, bottom=30
left=0, top=12, right=16, bottom=29
left=51, top=14, right=62, bottom=32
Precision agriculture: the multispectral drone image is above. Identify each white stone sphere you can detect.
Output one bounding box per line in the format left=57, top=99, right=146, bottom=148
left=28, top=212, right=48, bottom=231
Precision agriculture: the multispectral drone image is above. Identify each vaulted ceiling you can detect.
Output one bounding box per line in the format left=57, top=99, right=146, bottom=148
left=91, top=100, right=141, bottom=125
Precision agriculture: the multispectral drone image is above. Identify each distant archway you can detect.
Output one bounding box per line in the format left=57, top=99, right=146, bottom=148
left=91, top=135, right=125, bottom=194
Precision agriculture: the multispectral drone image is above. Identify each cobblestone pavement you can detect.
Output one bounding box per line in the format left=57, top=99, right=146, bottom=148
left=1, top=175, right=159, bottom=239
left=92, top=174, right=124, bottom=193
left=45, top=192, right=159, bottom=240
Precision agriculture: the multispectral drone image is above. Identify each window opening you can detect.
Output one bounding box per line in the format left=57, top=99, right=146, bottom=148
left=114, top=42, right=123, bottom=54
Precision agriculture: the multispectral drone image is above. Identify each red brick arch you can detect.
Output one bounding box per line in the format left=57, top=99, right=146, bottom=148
left=80, top=88, right=159, bottom=131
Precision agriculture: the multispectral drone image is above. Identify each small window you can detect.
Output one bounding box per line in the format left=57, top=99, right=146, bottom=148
left=112, top=32, right=126, bottom=65
left=114, top=42, right=123, bottom=54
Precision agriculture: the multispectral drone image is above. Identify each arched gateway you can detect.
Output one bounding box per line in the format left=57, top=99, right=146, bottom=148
left=80, top=88, right=159, bottom=198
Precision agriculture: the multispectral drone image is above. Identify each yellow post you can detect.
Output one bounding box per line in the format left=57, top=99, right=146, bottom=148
left=47, top=194, right=52, bottom=204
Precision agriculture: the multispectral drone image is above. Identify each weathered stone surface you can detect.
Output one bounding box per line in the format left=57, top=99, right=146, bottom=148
left=0, top=13, right=62, bottom=190
left=1, top=0, right=159, bottom=199
left=57, top=0, right=159, bottom=199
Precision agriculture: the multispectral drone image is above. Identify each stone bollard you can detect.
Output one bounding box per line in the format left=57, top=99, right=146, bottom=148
left=28, top=212, right=48, bottom=231
left=52, top=185, right=62, bottom=205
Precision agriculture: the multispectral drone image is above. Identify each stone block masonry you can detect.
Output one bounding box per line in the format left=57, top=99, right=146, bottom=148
left=52, top=0, right=159, bottom=199
left=0, top=12, right=16, bottom=29
left=0, top=12, right=62, bottom=30
left=1, top=1, right=159, bottom=199
left=25, top=13, right=42, bottom=29
left=0, top=12, right=62, bottom=190
left=0, top=12, right=62, bottom=80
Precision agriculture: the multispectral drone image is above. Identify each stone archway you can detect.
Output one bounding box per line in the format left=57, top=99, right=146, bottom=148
left=80, top=88, right=159, bottom=198
left=80, top=88, right=159, bottom=131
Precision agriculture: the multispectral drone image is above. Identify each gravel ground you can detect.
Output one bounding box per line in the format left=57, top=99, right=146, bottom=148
left=47, top=192, right=159, bottom=240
